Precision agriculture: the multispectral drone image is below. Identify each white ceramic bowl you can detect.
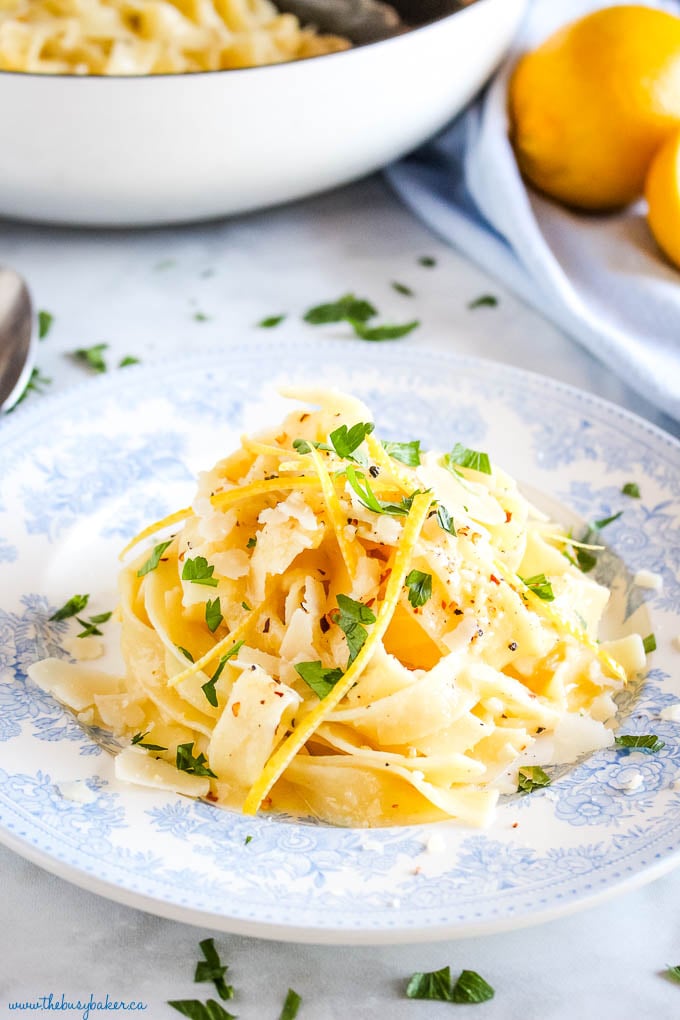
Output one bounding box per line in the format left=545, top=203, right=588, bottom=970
left=0, top=0, right=526, bottom=226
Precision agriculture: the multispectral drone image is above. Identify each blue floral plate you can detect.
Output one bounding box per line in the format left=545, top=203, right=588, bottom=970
left=1, top=340, right=679, bottom=944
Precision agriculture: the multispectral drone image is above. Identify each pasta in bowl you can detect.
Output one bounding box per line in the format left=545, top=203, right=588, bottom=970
left=29, top=389, right=647, bottom=828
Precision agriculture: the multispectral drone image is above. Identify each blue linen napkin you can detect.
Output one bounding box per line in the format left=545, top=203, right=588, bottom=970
left=386, top=0, right=680, bottom=423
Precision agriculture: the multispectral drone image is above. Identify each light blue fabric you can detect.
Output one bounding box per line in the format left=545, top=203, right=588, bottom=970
left=386, top=0, right=680, bottom=422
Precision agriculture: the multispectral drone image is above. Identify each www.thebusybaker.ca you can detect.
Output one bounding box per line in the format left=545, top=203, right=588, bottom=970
left=8, top=993, right=148, bottom=1020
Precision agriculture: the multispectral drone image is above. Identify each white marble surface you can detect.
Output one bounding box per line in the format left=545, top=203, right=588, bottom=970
left=1, top=175, right=680, bottom=1019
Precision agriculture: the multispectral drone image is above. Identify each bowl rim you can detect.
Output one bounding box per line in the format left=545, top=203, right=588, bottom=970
left=0, top=0, right=490, bottom=82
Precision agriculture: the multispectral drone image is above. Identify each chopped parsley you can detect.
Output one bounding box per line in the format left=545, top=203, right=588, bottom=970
left=665, top=965, right=680, bottom=984
left=593, top=510, right=623, bottom=530
left=72, top=343, right=108, bottom=373
left=391, top=281, right=414, bottom=296
left=348, top=317, right=420, bottom=341
left=201, top=640, right=244, bottom=707
left=382, top=439, right=421, bottom=466
left=405, top=570, right=432, bottom=608
left=137, top=540, right=173, bottom=577
left=334, top=594, right=376, bottom=666
left=614, top=734, right=665, bottom=752
left=244, top=834, right=253, bottom=845
left=194, top=312, right=211, bottom=322
left=38, top=310, right=54, bottom=340
left=176, top=742, right=217, bottom=778
left=418, top=256, right=437, bottom=267
left=643, top=633, right=657, bottom=654
left=246, top=536, right=257, bottom=549
left=303, top=293, right=376, bottom=325
left=576, top=546, right=597, bottom=574
left=436, top=505, right=457, bottom=536
left=517, top=765, right=552, bottom=793
left=520, top=573, right=555, bottom=601
left=468, top=294, right=498, bottom=309
left=406, top=966, right=494, bottom=1004
left=452, top=971, right=495, bottom=1004
left=14, top=366, right=51, bottom=406
left=241, top=601, right=251, bottom=611
left=258, top=314, right=286, bottom=328
left=119, top=355, right=140, bottom=368
left=177, top=646, right=194, bottom=662
left=182, top=556, right=219, bottom=587
left=205, top=597, right=223, bottom=634
left=279, top=989, right=302, bottom=1020
left=76, top=611, right=112, bottom=638
left=49, top=593, right=89, bottom=621
left=168, top=1001, right=235, bottom=1020
left=622, top=482, right=641, bottom=498
left=195, top=938, right=233, bottom=1001
left=295, top=661, right=344, bottom=699
left=444, top=443, right=492, bottom=476
left=344, top=464, right=424, bottom=518
left=131, top=731, right=167, bottom=752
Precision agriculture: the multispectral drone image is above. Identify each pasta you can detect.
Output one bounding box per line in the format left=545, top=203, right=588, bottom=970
left=0, top=0, right=349, bottom=75
left=29, top=389, right=647, bottom=828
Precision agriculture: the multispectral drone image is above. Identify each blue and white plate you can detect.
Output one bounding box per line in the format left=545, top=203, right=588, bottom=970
left=1, top=340, right=679, bottom=944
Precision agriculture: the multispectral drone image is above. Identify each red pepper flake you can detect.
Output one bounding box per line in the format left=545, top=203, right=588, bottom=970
left=512, top=822, right=519, bottom=829
left=263, top=618, right=270, bottom=634
left=505, top=510, right=513, bottom=523
left=490, top=574, right=501, bottom=586
left=231, top=701, right=241, bottom=717
left=273, top=690, right=284, bottom=698
left=300, top=413, right=309, bottom=422
left=206, top=791, right=219, bottom=803
left=441, top=600, right=447, bottom=610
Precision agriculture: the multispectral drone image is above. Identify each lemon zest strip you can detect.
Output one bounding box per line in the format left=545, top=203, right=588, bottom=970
left=210, top=475, right=320, bottom=510
left=242, top=490, right=433, bottom=815
left=120, top=508, right=192, bottom=560
left=307, top=445, right=358, bottom=578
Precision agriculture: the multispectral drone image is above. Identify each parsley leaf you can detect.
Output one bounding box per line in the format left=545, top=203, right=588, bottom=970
left=279, top=989, right=302, bottom=1020
left=382, top=439, right=421, bottom=466
left=205, top=597, right=223, bottom=634
left=131, top=731, right=168, bottom=752
left=119, top=355, right=140, bottom=368
left=304, top=293, right=376, bottom=325
left=168, top=1001, right=235, bottom=1020
left=258, top=314, right=286, bottom=328
left=348, top=317, right=420, bottom=341
left=49, top=594, right=89, bottom=621
left=468, top=294, right=498, bottom=309
left=38, top=310, right=54, bottom=340
left=201, top=640, right=244, bottom=707
left=177, top=646, right=194, bottom=662
left=405, top=570, right=432, bottom=608
left=614, top=734, right=665, bottom=752
left=518, top=765, right=551, bottom=793
left=643, top=633, right=657, bottom=654
left=137, top=540, right=173, bottom=577
left=344, top=464, right=425, bottom=518
left=391, top=281, right=414, bottom=296
left=576, top=546, right=597, bottom=573
left=593, top=510, right=623, bottom=529
left=334, top=594, right=376, bottom=666
left=622, top=482, right=641, bottom=498
left=73, top=343, right=108, bottom=373
left=406, top=966, right=453, bottom=1001
left=176, top=742, right=217, bottom=778
left=295, top=661, right=344, bottom=699
left=418, top=256, right=437, bottom=267
left=520, top=573, right=555, bottom=601
left=182, top=556, right=219, bottom=587
left=76, top=611, right=112, bottom=638
left=444, top=443, right=492, bottom=475
left=329, top=421, right=375, bottom=460
left=665, top=965, right=680, bottom=984
left=452, top=970, right=495, bottom=1003
left=195, top=938, right=233, bottom=1001
left=14, top=366, right=51, bottom=406
left=436, top=505, right=456, bottom=536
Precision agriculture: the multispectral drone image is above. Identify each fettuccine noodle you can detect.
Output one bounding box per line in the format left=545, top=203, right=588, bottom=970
left=30, top=389, right=647, bottom=828
left=0, top=0, right=349, bottom=74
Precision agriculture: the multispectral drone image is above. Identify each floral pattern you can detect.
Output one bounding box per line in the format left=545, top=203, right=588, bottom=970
left=0, top=342, right=678, bottom=939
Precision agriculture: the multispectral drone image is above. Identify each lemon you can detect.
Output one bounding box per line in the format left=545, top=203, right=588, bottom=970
left=645, top=127, right=680, bottom=268
left=509, top=5, right=680, bottom=210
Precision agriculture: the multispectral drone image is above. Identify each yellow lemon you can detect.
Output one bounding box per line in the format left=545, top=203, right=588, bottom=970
left=509, top=5, right=680, bottom=210
left=645, top=127, right=680, bottom=268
